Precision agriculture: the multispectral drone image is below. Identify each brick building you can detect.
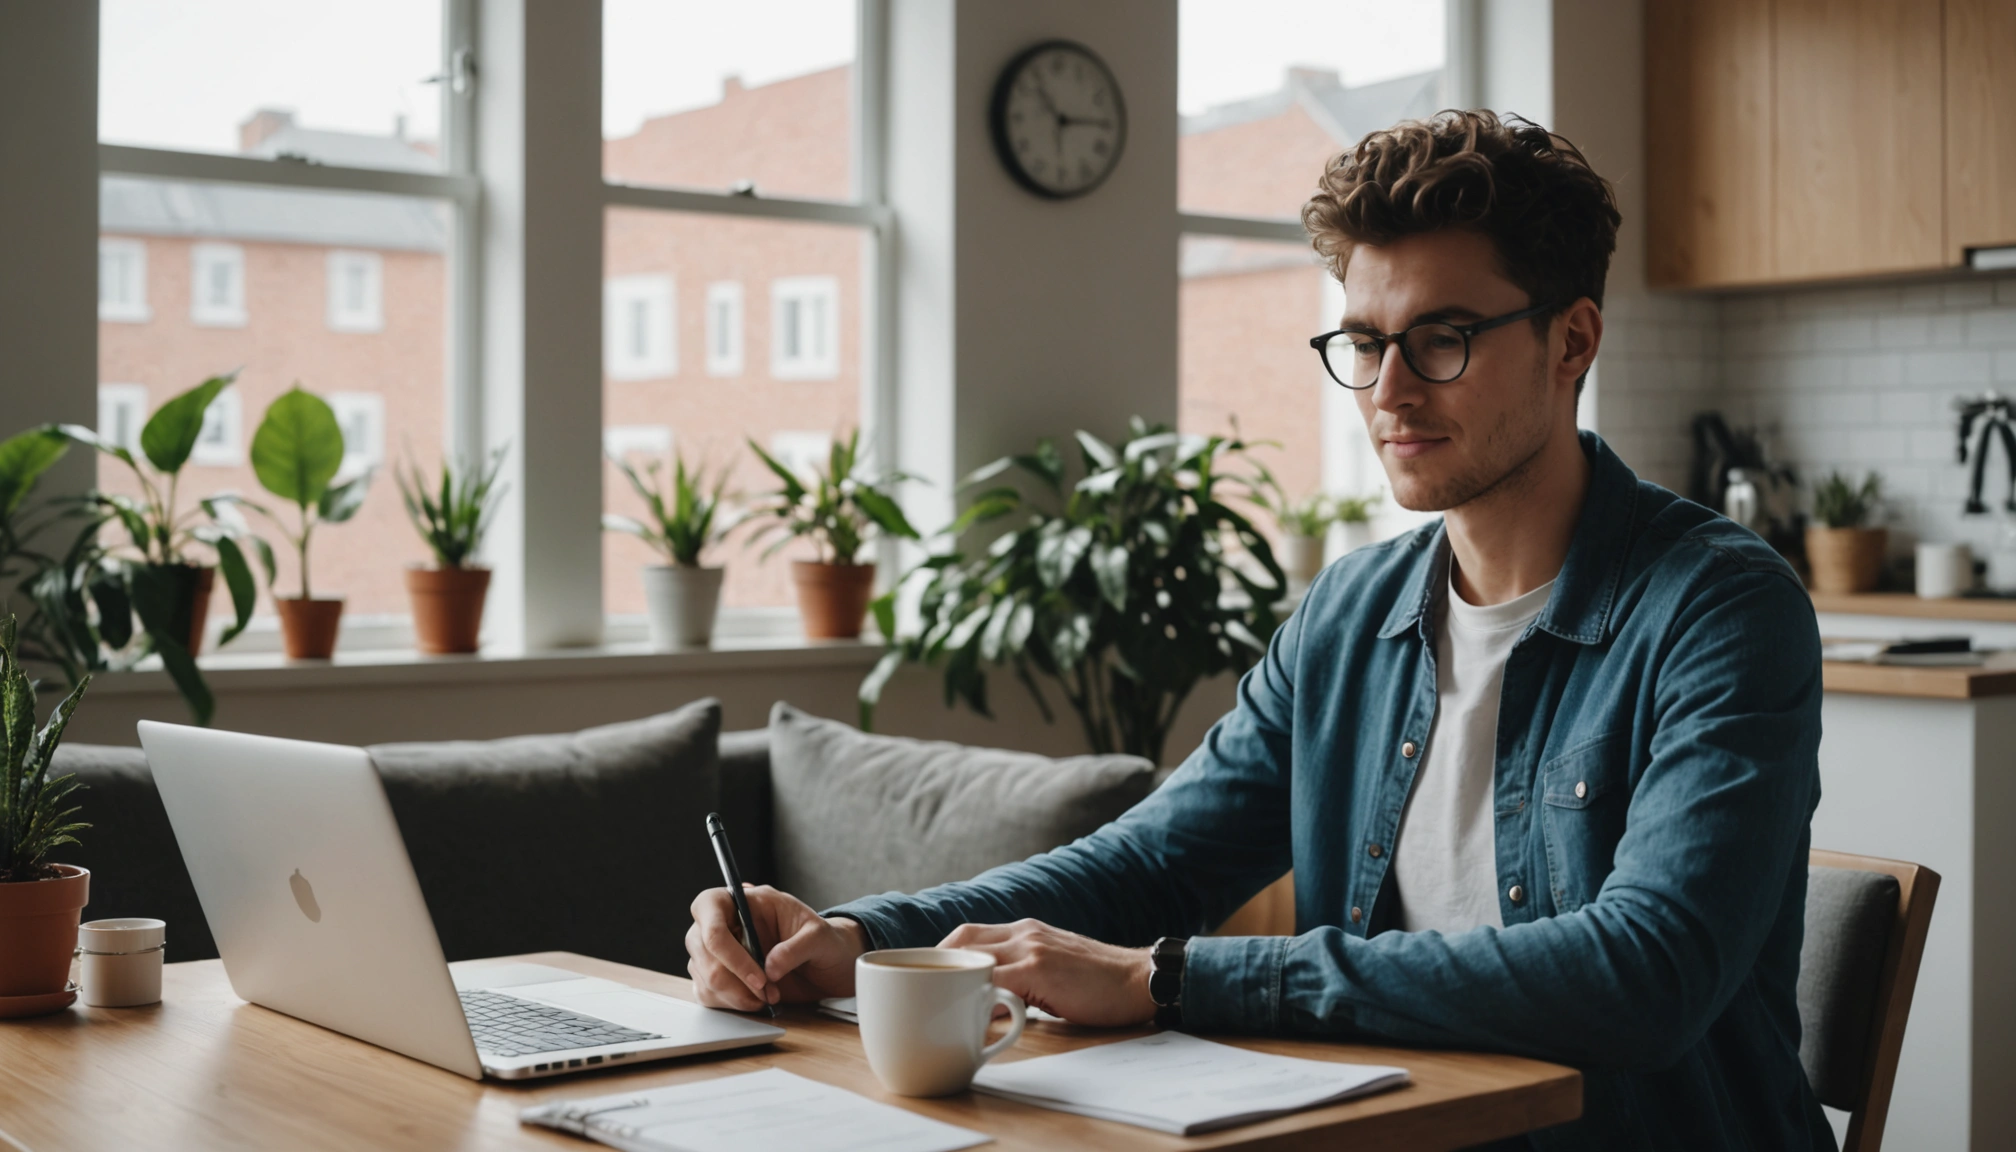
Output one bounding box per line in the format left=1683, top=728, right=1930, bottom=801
left=95, top=63, right=1435, bottom=625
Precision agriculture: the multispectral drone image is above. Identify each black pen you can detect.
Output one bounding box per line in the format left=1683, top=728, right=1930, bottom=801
left=705, top=812, right=777, bottom=1018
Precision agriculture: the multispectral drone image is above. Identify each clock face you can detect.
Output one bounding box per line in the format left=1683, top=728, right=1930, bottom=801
left=989, top=41, right=1128, bottom=199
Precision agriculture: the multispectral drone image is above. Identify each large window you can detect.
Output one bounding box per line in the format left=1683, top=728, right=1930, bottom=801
left=1177, top=0, right=1443, bottom=550
left=97, top=2, right=473, bottom=628
left=601, top=1, right=880, bottom=617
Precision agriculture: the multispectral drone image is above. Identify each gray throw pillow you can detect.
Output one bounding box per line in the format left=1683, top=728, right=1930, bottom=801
left=1798, top=865, right=1900, bottom=1110
left=766, top=702, right=1157, bottom=911
left=369, top=699, right=721, bottom=975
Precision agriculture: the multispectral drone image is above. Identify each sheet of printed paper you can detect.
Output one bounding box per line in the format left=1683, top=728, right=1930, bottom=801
left=521, top=1068, right=990, bottom=1152
left=971, top=1031, right=1407, bottom=1135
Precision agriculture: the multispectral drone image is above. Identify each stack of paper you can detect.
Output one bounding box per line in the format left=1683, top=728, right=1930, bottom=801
left=520, top=1068, right=989, bottom=1152
left=971, top=1032, right=1408, bottom=1135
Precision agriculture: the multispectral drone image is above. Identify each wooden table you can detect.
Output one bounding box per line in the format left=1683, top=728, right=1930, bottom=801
left=0, top=952, right=1581, bottom=1151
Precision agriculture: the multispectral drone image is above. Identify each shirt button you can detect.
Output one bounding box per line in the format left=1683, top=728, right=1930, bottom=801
left=1401, top=741, right=1418, bottom=758
left=1508, top=885, right=1525, bottom=904
left=1574, top=781, right=1588, bottom=800
left=1367, top=843, right=1383, bottom=858
left=1350, top=906, right=1363, bottom=923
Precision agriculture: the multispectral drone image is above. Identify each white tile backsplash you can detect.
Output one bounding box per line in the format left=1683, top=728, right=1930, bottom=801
left=1680, top=271, right=2016, bottom=559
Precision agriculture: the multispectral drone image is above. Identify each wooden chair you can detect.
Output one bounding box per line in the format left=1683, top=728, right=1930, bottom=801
left=1803, top=849, right=1941, bottom=1152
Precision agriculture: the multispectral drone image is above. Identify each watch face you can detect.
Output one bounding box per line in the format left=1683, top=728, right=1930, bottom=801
left=990, top=41, right=1128, bottom=199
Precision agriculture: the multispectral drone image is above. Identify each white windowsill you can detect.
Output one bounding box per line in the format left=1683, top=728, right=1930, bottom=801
left=86, top=608, right=885, bottom=695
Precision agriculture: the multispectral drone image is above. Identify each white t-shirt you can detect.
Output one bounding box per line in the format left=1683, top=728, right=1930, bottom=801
left=1391, top=567, right=1555, bottom=934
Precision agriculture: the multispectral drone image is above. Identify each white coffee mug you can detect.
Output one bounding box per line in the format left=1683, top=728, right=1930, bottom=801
left=855, top=947, right=1026, bottom=1097
left=1916, top=542, right=1973, bottom=599
left=77, top=918, right=165, bottom=1007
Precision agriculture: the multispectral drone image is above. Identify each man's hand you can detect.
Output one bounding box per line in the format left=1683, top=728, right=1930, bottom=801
left=686, top=884, right=867, bottom=1011
left=939, top=919, right=1157, bottom=1027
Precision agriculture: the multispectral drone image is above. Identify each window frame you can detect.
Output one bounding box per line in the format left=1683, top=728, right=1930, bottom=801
left=328, top=391, right=387, bottom=474
left=326, top=249, right=387, bottom=333
left=604, top=273, right=677, bottom=381
left=705, top=280, right=745, bottom=377
left=189, top=241, right=248, bottom=328
left=98, top=237, right=150, bottom=322
left=188, top=387, right=243, bottom=467
left=97, top=383, right=149, bottom=453
left=769, top=274, right=841, bottom=380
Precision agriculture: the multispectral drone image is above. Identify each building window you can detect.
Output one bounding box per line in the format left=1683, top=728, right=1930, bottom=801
left=770, top=276, right=839, bottom=380
left=189, top=388, right=243, bottom=467
left=98, top=384, right=149, bottom=454
left=603, top=424, right=673, bottom=462
left=767, top=430, right=833, bottom=479
left=605, top=274, right=676, bottom=380
left=98, top=239, right=150, bottom=323
left=190, top=243, right=248, bottom=327
left=326, top=250, right=385, bottom=333
left=706, top=282, right=745, bottom=377
left=328, top=392, right=386, bottom=475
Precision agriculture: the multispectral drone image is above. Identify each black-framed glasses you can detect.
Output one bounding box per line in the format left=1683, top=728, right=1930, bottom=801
left=1309, top=302, right=1556, bottom=390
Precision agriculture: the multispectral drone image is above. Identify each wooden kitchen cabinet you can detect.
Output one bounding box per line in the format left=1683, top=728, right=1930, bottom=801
left=1947, top=0, right=2016, bottom=259
left=1646, top=0, right=1775, bottom=286
left=1647, top=0, right=2004, bottom=288
left=1773, top=0, right=1944, bottom=279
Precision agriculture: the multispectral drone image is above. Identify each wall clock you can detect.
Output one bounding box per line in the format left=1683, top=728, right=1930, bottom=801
left=988, top=40, right=1128, bottom=200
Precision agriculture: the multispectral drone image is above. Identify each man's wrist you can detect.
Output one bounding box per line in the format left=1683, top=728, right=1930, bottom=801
left=829, top=916, right=871, bottom=957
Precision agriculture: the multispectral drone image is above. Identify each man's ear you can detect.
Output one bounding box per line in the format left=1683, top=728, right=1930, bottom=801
left=1556, top=298, right=1603, bottom=393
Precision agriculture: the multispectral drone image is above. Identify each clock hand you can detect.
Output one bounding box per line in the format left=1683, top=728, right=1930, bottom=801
left=1058, top=116, right=1114, bottom=129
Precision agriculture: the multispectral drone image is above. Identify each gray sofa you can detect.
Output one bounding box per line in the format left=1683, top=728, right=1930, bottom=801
left=54, top=698, right=1161, bottom=974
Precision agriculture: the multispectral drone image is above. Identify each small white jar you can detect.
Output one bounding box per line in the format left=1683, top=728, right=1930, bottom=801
left=77, top=918, right=165, bottom=1007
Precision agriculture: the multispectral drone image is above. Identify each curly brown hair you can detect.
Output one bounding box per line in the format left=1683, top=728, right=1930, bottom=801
left=1302, top=110, right=1621, bottom=323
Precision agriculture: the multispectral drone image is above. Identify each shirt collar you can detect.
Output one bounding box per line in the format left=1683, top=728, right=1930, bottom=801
left=1376, top=430, right=1638, bottom=645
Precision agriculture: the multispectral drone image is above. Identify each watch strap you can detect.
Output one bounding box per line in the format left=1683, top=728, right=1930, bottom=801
left=1148, top=936, right=1189, bottom=1029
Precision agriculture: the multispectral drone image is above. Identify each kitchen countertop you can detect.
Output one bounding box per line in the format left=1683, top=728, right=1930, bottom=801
left=1810, top=590, right=2016, bottom=623
left=1822, top=655, right=2016, bottom=699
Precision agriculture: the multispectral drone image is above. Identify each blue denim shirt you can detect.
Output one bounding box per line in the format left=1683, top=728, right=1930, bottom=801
left=830, top=432, right=1832, bottom=1151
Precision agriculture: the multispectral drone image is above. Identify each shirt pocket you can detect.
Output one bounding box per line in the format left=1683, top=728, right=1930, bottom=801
left=1538, top=732, right=1630, bottom=913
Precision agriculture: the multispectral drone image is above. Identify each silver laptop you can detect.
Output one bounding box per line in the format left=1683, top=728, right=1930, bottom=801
left=139, top=720, right=783, bottom=1080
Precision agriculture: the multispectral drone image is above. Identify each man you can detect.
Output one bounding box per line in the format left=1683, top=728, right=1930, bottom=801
left=688, top=111, right=1830, bottom=1150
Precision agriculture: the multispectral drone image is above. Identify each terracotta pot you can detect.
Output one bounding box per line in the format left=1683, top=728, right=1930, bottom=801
left=0, top=864, right=89, bottom=1003
left=275, top=597, right=345, bottom=660
left=1806, top=526, right=1888, bottom=594
left=791, top=560, right=877, bottom=640
left=405, top=566, right=490, bottom=655
left=643, top=565, right=725, bottom=649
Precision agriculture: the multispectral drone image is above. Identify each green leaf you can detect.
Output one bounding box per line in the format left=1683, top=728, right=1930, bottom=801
left=141, top=374, right=233, bottom=475
left=0, top=428, right=70, bottom=519
left=318, top=470, right=373, bottom=524
left=746, top=438, right=807, bottom=503
left=1075, top=430, right=1118, bottom=471
left=858, top=649, right=903, bottom=730
left=852, top=487, right=918, bottom=540
left=129, top=564, right=214, bottom=725
left=870, top=589, right=899, bottom=642
left=52, top=423, right=135, bottom=470
left=250, top=387, right=345, bottom=508
left=212, top=537, right=257, bottom=646
left=1091, top=544, right=1130, bottom=611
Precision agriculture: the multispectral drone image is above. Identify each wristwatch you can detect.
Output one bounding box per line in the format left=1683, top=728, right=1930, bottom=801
left=1147, top=936, right=1189, bottom=1030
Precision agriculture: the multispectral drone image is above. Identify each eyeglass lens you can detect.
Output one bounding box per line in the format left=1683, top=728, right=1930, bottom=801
left=1323, top=323, right=1469, bottom=388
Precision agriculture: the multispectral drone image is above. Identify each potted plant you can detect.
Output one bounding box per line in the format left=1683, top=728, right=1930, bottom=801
left=396, top=447, right=507, bottom=655
left=747, top=430, right=919, bottom=640
left=1256, top=478, right=1334, bottom=591
left=1334, top=491, right=1382, bottom=554
left=52, top=375, right=272, bottom=725
left=860, top=420, right=1287, bottom=765
left=603, top=450, right=735, bottom=649
left=247, top=387, right=370, bottom=659
left=1807, top=471, right=1886, bottom=594
left=0, top=614, right=93, bottom=1017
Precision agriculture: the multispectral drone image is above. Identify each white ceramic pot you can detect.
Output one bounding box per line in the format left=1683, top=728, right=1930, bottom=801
left=642, top=565, right=724, bottom=649
left=1339, top=520, right=1376, bottom=554
left=1278, top=533, right=1326, bottom=587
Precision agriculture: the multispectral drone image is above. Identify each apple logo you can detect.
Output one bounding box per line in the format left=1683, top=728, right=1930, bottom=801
left=289, top=869, right=322, bottom=923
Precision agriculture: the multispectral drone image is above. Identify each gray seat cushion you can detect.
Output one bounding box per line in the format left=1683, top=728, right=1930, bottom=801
left=52, top=744, right=217, bottom=962
left=766, top=702, right=1157, bottom=911
left=369, top=699, right=722, bottom=975
left=1798, top=865, right=1900, bottom=1110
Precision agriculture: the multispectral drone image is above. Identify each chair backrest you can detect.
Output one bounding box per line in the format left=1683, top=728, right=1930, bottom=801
left=1800, top=849, right=1940, bottom=1152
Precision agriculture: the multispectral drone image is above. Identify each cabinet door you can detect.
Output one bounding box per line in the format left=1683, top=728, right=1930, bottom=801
left=1774, top=0, right=1945, bottom=279
left=1947, top=0, right=2016, bottom=259
left=1646, top=0, right=1775, bottom=287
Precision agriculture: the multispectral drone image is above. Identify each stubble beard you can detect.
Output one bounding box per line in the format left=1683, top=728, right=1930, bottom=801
left=1381, top=355, right=1557, bottom=514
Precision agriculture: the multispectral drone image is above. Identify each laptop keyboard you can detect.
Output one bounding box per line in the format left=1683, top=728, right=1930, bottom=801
left=459, top=989, right=665, bottom=1058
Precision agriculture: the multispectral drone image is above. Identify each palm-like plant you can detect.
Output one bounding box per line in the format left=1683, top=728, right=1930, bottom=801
left=603, top=451, right=733, bottom=567
left=745, top=430, right=918, bottom=564
left=0, top=615, right=91, bottom=883
left=398, top=446, right=508, bottom=569
left=861, top=419, right=1287, bottom=764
